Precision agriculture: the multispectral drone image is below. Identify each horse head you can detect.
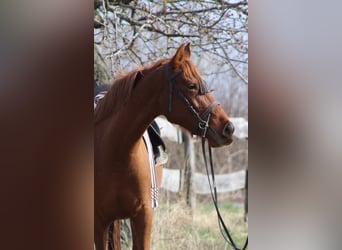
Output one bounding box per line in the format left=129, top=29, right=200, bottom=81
left=162, top=43, right=234, bottom=147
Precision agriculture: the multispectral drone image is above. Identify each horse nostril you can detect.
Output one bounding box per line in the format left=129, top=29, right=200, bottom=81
left=230, top=122, right=235, bottom=134
left=223, top=122, right=234, bottom=137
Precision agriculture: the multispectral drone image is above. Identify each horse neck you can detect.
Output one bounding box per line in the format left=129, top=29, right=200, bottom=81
left=105, top=70, right=164, bottom=155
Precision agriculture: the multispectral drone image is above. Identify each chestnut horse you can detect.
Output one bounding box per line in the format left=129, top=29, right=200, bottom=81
left=94, top=43, right=234, bottom=250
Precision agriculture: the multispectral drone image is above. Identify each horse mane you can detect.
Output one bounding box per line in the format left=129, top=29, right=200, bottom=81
left=95, top=59, right=168, bottom=124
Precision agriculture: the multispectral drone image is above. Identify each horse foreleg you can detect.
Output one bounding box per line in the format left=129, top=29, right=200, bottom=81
left=130, top=207, right=153, bottom=250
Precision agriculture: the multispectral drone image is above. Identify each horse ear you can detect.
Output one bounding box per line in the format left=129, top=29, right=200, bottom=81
left=171, top=44, right=185, bottom=67
left=132, top=70, right=143, bottom=89
left=184, top=42, right=191, bottom=59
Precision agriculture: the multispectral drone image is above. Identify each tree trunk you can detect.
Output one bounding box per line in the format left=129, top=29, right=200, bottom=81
left=182, top=132, right=196, bottom=209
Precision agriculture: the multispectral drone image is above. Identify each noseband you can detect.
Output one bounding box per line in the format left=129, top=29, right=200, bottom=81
left=164, top=63, right=219, bottom=138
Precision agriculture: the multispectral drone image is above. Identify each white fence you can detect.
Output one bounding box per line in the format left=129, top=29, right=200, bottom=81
left=156, top=116, right=248, bottom=142
left=156, top=116, right=248, bottom=195
left=161, top=168, right=246, bottom=194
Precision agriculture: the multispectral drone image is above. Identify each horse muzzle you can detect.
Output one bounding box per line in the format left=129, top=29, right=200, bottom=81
left=207, top=121, right=234, bottom=147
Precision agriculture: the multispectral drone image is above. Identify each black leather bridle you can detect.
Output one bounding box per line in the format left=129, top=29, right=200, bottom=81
left=164, top=62, right=248, bottom=250
left=164, top=62, right=219, bottom=138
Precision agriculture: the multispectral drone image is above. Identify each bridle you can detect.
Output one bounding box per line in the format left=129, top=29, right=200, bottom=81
left=164, top=62, right=219, bottom=138
left=164, top=62, right=249, bottom=250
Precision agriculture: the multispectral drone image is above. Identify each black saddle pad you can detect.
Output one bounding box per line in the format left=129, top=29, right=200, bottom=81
left=148, top=120, right=166, bottom=151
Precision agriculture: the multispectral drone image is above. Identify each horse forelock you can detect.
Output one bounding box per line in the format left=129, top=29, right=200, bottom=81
left=94, top=59, right=168, bottom=124
left=181, top=59, right=206, bottom=88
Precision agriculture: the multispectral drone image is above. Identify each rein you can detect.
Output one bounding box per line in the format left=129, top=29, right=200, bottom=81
left=202, top=138, right=248, bottom=250
left=164, top=62, right=248, bottom=250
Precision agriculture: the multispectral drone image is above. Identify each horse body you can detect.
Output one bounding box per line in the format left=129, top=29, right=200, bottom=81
left=95, top=64, right=164, bottom=250
left=95, top=43, right=234, bottom=250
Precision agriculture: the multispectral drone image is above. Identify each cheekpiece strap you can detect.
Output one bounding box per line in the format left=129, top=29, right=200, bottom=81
left=164, top=63, right=182, bottom=113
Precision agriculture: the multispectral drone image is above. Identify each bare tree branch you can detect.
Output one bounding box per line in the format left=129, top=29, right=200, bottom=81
left=94, top=0, right=248, bottom=84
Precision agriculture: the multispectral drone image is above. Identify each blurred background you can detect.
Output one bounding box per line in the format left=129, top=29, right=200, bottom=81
left=2, top=0, right=342, bottom=249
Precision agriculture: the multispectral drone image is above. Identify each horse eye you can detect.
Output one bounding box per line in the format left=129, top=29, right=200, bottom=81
left=187, top=84, right=197, bottom=90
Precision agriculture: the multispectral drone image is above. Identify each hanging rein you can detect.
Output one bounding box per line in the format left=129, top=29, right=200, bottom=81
left=164, top=63, right=248, bottom=250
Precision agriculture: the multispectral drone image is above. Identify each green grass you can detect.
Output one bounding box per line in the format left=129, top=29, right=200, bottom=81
left=121, top=201, right=248, bottom=250
left=151, top=202, right=248, bottom=250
